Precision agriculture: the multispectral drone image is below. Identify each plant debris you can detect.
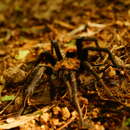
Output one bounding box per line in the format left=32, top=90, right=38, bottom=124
left=0, top=0, right=130, bottom=129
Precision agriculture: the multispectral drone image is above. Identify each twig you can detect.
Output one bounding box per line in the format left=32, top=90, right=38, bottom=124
left=0, top=105, right=53, bottom=129
left=54, top=20, right=74, bottom=30
left=67, top=24, right=87, bottom=36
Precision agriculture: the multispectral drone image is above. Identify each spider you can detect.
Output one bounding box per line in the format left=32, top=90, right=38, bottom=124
left=20, top=37, right=121, bottom=128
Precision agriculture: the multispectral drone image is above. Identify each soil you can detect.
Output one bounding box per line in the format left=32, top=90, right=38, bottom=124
left=0, top=0, right=130, bottom=130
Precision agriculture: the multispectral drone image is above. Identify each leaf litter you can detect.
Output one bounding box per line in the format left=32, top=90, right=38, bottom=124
left=0, top=0, right=130, bottom=130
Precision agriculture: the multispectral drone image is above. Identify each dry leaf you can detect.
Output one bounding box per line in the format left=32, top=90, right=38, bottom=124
left=61, top=107, right=71, bottom=121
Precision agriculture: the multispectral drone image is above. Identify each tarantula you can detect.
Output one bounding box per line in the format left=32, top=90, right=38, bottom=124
left=21, top=37, right=121, bottom=127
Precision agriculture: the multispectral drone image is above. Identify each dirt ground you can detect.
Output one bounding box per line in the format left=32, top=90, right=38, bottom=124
left=0, top=0, right=130, bottom=129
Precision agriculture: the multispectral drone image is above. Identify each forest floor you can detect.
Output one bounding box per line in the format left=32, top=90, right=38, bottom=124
left=0, top=0, right=130, bottom=129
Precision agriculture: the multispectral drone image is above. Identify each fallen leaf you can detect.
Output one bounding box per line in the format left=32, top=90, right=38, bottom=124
left=0, top=95, right=15, bottom=102
left=15, top=50, right=29, bottom=60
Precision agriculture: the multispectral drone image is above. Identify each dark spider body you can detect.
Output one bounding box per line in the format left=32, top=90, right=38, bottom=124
left=21, top=37, right=122, bottom=128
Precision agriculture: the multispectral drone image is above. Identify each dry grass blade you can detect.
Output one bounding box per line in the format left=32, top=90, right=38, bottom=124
left=87, top=21, right=108, bottom=28
left=0, top=105, right=53, bottom=129
left=67, top=24, right=87, bottom=36
left=54, top=20, right=75, bottom=30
